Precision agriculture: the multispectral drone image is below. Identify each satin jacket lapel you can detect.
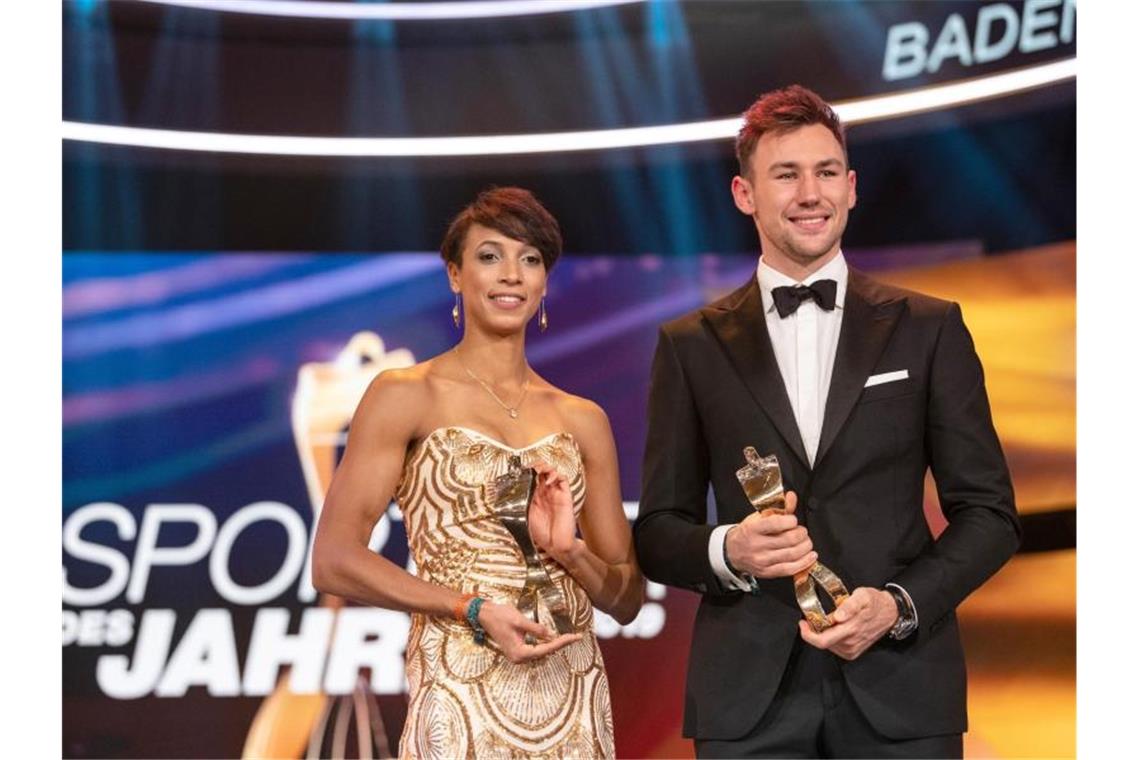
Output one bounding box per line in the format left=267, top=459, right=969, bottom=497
left=816, top=269, right=906, bottom=468
left=702, top=278, right=811, bottom=470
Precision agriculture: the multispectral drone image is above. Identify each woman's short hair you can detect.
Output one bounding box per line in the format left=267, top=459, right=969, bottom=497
left=440, top=186, right=562, bottom=270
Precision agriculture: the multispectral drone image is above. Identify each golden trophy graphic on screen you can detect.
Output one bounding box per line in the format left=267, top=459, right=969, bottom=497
left=243, top=332, right=414, bottom=760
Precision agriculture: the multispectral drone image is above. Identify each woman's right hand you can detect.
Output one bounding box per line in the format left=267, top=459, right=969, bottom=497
left=476, top=600, right=582, bottom=663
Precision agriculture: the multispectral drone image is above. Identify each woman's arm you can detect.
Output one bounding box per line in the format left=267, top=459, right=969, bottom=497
left=532, top=400, right=644, bottom=624
left=312, top=370, right=579, bottom=662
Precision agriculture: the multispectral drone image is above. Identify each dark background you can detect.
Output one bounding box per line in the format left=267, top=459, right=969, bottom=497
left=65, top=0, right=1075, bottom=255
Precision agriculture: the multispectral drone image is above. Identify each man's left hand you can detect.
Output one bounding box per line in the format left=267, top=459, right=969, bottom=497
left=798, top=587, right=898, bottom=660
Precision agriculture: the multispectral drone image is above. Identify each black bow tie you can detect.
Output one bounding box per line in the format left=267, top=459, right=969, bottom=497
left=771, top=280, right=838, bottom=318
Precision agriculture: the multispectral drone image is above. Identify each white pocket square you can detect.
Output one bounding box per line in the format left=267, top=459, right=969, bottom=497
left=864, top=369, right=909, bottom=388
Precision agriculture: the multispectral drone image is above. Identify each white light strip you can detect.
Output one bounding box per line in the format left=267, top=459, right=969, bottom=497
left=60, top=117, right=740, bottom=157
left=839, top=57, right=1076, bottom=124
left=134, top=0, right=646, bottom=21
left=62, top=58, right=1075, bottom=157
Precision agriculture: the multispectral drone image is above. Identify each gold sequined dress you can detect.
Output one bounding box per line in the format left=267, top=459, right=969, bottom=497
left=394, top=426, right=615, bottom=760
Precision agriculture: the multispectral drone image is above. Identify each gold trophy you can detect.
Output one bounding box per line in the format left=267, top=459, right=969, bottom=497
left=485, top=456, right=575, bottom=643
left=735, top=446, right=849, bottom=632
left=243, top=331, right=415, bottom=760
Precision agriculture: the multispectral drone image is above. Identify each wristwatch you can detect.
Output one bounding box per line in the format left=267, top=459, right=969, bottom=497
left=886, top=585, right=918, bottom=640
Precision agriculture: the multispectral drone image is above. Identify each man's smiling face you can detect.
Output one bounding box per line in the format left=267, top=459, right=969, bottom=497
left=732, top=123, right=857, bottom=272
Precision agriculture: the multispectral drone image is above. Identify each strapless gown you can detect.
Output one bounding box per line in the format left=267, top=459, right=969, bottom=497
left=394, top=426, right=615, bottom=759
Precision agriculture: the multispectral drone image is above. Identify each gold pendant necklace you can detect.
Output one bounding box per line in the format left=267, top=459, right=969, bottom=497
left=454, top=348, right=529, bottom=419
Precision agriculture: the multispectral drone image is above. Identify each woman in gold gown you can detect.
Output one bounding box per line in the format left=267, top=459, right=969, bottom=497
left=312, top=187, right=644, bottom=759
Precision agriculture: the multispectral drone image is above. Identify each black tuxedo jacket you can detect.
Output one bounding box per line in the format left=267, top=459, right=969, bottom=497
left=634, top=269, right=1021, bottom=741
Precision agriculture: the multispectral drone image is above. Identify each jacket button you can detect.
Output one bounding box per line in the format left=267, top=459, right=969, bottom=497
left=806, top=497, right=819, bottom=512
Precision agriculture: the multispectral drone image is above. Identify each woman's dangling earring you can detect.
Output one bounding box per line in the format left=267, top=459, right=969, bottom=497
left=452, top=293, right=461, bottom=328
left=539, top=297, right=548, bottom=332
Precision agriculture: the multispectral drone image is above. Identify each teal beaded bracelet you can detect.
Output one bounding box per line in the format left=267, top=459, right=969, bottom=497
left=465, top=596, right=487, bottom=645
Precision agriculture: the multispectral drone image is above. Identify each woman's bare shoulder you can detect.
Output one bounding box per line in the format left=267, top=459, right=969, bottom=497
left=355, top=356, right=453, bottom=436
left=535, top=381, right=612, bottom=450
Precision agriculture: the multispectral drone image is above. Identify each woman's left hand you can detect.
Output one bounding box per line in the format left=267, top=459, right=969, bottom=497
left=528, top=463, right=579, bottom=562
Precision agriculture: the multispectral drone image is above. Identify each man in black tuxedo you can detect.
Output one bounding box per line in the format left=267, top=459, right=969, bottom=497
left=634, top=85, right=1020, bottom=758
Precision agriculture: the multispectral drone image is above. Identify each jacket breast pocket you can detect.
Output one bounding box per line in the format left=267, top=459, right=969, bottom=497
left=858, top=376, right=916, bottom=404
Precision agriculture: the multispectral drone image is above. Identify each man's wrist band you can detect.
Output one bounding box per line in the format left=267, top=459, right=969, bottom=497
left=723, top=528, right=761, bottom=593
left=465, top=596, right=487, bottom=645
left=723, top=528, right=742, bottom=577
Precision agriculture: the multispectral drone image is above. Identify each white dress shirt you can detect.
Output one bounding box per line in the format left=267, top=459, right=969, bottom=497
left=708, top=251, right=848, bottom=591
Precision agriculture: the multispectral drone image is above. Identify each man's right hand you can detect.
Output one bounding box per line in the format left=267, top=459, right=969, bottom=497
left=724, top=491, right=817, bottom=579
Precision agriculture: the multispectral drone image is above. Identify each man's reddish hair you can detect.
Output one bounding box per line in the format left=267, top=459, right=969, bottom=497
left=735, top=84, right=847, bottom=177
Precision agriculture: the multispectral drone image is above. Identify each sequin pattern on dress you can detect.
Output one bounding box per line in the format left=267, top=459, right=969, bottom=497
left=394, top=427, right=614, bottom=760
